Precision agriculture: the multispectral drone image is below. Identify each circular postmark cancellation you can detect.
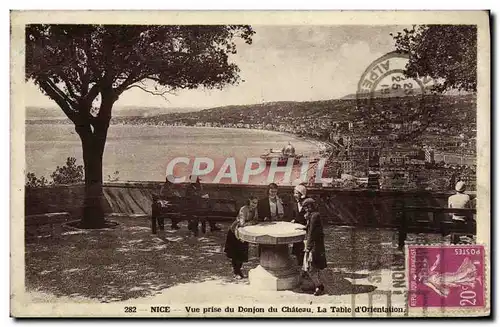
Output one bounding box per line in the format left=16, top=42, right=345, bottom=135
left=356, top=51, right=437, bottom=140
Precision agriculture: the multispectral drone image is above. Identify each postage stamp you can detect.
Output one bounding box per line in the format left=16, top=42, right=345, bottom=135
left=407, top=245, right=485, bottom=310
left=9, top=11, right=490, bottom=319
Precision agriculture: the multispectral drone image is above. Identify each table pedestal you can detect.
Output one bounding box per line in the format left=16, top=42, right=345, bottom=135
left=248, top=244, right=299, bottom=290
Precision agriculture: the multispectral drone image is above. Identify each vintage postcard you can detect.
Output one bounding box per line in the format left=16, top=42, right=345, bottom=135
left=10, top=11, right=490, bottom=318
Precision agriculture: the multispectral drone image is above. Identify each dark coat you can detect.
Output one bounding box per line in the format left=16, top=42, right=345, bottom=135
left=224, top=205, right=256, bottom=263
left=290, top=198, right=311, bottom=260
left=257, top=197, right=284, bottom=221
left=290, top=197, right=309, bottom=225
left=257, top=197, right=271, bottom=222
left=305, top=212, right=327, bottom=269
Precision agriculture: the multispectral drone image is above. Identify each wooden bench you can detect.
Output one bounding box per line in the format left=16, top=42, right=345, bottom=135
left=25, top=212, right=70, bottom=240
left=151, top=196, right=237, bottom=234
left=397, top=207, right=476, bottom=249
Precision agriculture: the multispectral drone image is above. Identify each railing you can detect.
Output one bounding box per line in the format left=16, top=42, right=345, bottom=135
left=397, top=207, right=476, bottom=249
left=25, top=182, right=476, bottom=230
left=151, top=196, right=238, bottom=234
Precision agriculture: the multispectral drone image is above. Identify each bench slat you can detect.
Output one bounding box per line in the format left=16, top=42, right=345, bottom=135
left=402, top=207, right=476, bottom=214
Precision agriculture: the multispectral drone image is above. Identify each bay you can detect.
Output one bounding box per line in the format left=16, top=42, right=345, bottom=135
left=25, top=124, right=321, bottom=184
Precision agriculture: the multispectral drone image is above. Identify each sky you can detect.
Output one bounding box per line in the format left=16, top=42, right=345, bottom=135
left=25, top=25, right=408, bottom=111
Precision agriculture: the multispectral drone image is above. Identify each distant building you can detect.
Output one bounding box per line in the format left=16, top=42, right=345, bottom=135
left=367, top=172, right=380, bottom=189
left=337, top=160, right=354, bottom=175
left=386, top=155, right=408, bottom=166
left=348, top=146, right=380, bottom=161
left=424, top=146, right=435, bottom=164
left=409, top=159, right=426, bottom=166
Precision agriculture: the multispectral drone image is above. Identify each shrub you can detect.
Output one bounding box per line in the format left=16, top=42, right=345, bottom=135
left=25, top=157, right=84, bottom=187
left=50, top=157, right=84, bottom=185
left=107, top=171, right=120, bottom=182
left=25, top=172, right=48, bottom=188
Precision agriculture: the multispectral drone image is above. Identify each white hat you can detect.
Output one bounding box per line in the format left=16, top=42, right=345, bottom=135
left=455, top=181, right=466, bottom=192
left=294, top=184, right=307, bottom=199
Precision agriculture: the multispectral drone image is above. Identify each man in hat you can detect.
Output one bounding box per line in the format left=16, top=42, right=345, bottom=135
left=448, top=181, right=472, bottom=221
left=290, top=183, right=309, bottom=266
left=448, top=181, right=473, bottom=243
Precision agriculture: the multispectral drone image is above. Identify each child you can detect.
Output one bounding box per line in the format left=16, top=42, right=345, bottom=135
left=302, top=198, right=327, bottom=296
left=224, top=195, right=258, bottom=279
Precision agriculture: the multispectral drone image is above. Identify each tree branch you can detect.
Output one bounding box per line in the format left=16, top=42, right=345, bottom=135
left=44, top=78, right=79, bottom=109
left=37, top=79, right=79, bottom=123
left=61, top=76, right=80, bottom=101
left=124, top=84, right=176, bottom=101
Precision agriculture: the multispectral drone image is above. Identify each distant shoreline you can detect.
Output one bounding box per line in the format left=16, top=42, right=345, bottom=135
left=26, top=120, right=330, bottom=156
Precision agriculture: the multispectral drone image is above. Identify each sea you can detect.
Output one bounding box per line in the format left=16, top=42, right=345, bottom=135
left=25, top=124, right=321, bottom=184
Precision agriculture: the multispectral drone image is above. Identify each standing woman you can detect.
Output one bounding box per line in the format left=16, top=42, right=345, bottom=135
left=291, top=184, right=309, bottom=266
left=224, top=195, right=259, bottom=279
left=302, top=198, right=327, bottom=296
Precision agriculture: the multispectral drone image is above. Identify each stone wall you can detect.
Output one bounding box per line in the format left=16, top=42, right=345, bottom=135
left=26, top=182, right=475, bottom=228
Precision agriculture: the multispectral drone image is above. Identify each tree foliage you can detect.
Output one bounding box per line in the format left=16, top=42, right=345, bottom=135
left=25, top=24, right=254, bottom=226
left=25, top=172, right=48, bottom=188
left=392, top=25, right=477, bottom=92
left=26, top=25, right=255, bottom=125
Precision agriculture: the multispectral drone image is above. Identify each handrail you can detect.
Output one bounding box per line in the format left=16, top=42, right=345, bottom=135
left=402, top=206, right=476, bottom=214
left=397, top=206, right=476, bottom=249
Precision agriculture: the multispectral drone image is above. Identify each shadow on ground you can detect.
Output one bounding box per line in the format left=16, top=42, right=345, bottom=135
left=296, top=270, right=376, bottom=296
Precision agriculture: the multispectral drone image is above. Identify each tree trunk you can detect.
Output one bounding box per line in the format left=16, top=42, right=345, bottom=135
left=76, top=115, right=111, bottom=229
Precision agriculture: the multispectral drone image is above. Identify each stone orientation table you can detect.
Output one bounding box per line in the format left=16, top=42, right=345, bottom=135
left=237, top=221, right=306, bottom=290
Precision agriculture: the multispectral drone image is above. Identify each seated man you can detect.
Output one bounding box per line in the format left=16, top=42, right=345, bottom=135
left=152, top=175, right=182, bottom=232
left=186, top=176, right=221, bottom=236
left=448, top=181, right=474, bottom=243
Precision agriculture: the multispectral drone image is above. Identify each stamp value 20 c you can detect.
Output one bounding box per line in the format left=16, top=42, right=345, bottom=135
left=407, top=245, right=485, bottom=309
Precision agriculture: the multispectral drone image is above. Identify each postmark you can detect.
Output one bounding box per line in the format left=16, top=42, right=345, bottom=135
left=407, top=245, right=485, bottom=309
left=356, top=51, right=436, bottom=140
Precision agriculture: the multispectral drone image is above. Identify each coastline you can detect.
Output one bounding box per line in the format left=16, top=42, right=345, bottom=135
left=114, top=123, right=331, bottom=157
left=26, top=122, right=330, bottom=183
left=27, top=120, right=331, bottom=157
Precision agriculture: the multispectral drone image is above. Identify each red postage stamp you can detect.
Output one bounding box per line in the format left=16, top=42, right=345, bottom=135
left=408, top=245, right=485, bottom=308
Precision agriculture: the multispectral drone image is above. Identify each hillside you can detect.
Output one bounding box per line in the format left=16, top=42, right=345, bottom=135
left=26, top=105, right=205, bottom=120
left=114, top=94, right=476, bottom=125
